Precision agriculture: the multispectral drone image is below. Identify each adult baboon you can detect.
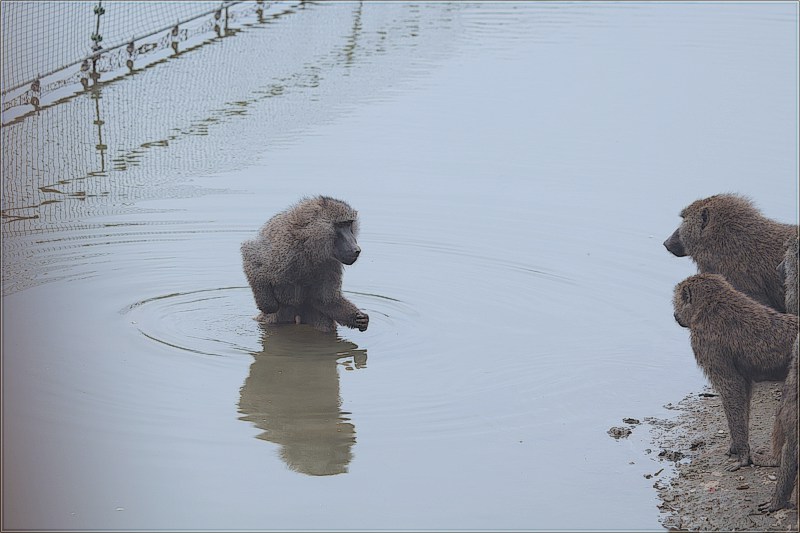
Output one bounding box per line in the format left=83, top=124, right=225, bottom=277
left=664, top=193, right=796, bottom=312
left=757, top=236, right=799, bottom=513
left=672, top=273, right=798, bottom=471
left=241, top=196, right=369, bottom=333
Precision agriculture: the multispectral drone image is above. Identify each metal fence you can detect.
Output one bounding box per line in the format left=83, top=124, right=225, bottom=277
left=1, top=1, right=287, bottom=121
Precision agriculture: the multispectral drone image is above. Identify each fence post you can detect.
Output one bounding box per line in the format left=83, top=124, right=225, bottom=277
left=90, top=2, right=105, bottom=85
left=171, top=23, right=180, bottom=54
left=213, top=4, right=224, bottom=38
left=28, top=80, right=40, bottom=107
left=126, top=41, right=135, bottom=72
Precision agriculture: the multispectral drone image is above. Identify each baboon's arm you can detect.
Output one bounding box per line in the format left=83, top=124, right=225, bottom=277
left=252, top=282, right=279, bottom=314
left=314, top=295, right=369, bottom=331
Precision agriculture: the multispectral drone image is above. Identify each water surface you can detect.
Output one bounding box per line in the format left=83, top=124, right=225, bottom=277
left=2, top=2, right=798, bottom=530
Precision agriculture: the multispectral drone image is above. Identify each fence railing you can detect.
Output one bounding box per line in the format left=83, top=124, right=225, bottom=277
left=1, top=1, right=294, bottom=123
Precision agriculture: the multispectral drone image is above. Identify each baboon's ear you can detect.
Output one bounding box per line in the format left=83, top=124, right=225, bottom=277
left=682, top=285, right=692, bottom=304
left=700, top=207, right=709, bottom=230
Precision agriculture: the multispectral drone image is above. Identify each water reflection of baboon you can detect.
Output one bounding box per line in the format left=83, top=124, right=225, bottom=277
left=238, top=325, right=367, bottom=476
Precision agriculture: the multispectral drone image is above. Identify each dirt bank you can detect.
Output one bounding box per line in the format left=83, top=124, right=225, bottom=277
left=645, top=381, right=798, bottom=531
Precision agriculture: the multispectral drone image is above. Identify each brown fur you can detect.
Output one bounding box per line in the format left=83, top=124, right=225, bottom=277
left=664, top=194, right=796, bottom=312
left=781, top=236, right=799, bottom=316
left=241, top=196, right=369, bottom=332
left=757, top=236, right=799, bottom=513
left=673, top=273, right=798, bottom=471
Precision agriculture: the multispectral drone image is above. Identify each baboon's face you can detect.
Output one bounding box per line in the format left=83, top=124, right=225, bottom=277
left=672, top=282, right=693, bottom=328
left=664, top=201, right=710, bottom=258
left=333, top=220, right=361, bottom=265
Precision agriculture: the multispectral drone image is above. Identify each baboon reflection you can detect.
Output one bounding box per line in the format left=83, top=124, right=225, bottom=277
left=238, top=325, right=367, bottom=476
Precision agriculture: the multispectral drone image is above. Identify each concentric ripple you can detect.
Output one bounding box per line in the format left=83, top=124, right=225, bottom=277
left=121, top=286, right=418, bottom=357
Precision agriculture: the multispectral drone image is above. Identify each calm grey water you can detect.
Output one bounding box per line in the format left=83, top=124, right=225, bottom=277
left=2, top=2, right=798, bottom=530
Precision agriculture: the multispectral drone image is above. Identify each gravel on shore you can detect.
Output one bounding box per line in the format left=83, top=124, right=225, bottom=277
left=645, top=381, right=798, bottom=532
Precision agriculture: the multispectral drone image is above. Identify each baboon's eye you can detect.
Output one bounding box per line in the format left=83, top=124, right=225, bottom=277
left=682, top=286, right=692, bottom=304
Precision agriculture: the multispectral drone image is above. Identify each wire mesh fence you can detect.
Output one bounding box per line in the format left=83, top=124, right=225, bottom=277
left=1, top=0, right=466, bottom=295
left=1, top=0, right=286, bottom=123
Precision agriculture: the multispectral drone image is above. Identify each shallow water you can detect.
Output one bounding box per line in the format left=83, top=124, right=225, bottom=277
left=2, top=2, right=798, bottom=530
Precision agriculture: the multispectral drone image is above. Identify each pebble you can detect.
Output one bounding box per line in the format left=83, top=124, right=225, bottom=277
left=607, top=426, right=632, bottom=439
left=768, top=474, right=777, bottom=481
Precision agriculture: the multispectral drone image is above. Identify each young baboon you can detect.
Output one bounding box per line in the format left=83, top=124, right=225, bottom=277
left=672, top=273, right=798, bottom=471
left=241, top=196, right=369, bottom=333
left=757, top=236, right=799, bottom=513
left=664, top=193, right=797, bottom=312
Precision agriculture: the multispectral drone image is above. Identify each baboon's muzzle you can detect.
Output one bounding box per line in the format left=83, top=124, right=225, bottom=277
left=664, top=228, right=687, bottom=257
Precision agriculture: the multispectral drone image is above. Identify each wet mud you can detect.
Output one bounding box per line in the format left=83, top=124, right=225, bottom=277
left=647, top=382, right=798, bottom=532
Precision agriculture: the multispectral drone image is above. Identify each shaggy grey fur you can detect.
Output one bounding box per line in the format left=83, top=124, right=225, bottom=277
left=242, top=196, right=369, bottom=332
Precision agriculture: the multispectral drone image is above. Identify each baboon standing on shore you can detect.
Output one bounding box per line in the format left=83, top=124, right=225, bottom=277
left=241, top=196, right=369, bottom=333
left=664, top=193, right=796, bottom=312
left=672, top=273, right=798, bottom=471
left=756, top=236, right=799, bottom=513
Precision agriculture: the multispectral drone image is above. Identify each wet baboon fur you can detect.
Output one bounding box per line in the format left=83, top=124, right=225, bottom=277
left=664, top=193, right=796, bottom=312
left=672, top=273, right=798, bottom=471
left=241, top=196, right=369, bottom=333
left=756, top=236, right=799, bottom=513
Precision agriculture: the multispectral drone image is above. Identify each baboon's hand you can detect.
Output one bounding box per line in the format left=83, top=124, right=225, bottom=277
left=354, top=311, right=369, bottom=332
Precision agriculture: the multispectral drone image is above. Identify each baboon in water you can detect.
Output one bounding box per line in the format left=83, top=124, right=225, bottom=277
left=672, top=273, right=798, bottom=471
left=241, top=196, right=369, bottom=333
left=756, top=236, right=799, bottom=513
left=664, top=193, right=796, bottom=312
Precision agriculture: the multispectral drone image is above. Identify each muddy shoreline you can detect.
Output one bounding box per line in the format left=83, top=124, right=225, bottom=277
left=644, top=382, right=798, bottom=531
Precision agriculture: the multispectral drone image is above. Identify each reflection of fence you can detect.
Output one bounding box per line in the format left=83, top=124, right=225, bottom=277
left=1, top=1, right=463, bottom=295
left=1, top=1, right=288, bottom=121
